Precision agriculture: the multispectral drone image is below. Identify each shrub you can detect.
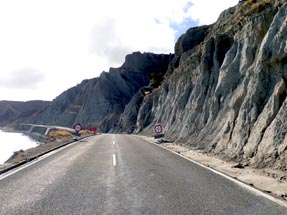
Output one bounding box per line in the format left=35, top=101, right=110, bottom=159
left=48, top=130, right=72, bottom=139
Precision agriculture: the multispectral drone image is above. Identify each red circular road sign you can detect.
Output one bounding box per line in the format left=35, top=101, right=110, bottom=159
left=154, top=124, right=163, bottom=134
left=74, top=123, right=83, bottom=132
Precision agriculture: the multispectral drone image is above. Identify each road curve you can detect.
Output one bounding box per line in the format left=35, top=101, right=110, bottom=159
left=0, top=134, right=286, bottom=215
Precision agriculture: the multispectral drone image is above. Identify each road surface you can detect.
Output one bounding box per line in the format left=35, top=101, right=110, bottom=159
left=0, top=134, right=286, bottom=214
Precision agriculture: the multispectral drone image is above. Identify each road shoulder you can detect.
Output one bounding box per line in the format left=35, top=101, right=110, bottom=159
left=138, top=135, right=287, bottom=203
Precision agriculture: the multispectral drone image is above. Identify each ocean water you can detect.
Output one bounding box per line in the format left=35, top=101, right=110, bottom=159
left=0, top=130, right=38, bottom=164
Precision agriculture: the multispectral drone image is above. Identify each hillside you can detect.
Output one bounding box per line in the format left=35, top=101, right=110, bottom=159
left=24, top=0, right=287, bottom=170
left=0, top=100, right=50, bottom=126
left=137, top=0, right=287, bottom=170
left=28, top=52, right=172, bottom=132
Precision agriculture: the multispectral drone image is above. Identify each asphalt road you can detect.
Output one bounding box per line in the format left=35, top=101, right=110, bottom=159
left=0, top=134, right=286, bottom=215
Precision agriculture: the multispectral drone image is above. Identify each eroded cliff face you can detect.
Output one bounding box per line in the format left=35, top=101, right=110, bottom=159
left=24, top=0, right=287, bottom=170
left=29, top=52, right=171, bottom=132
left=136, top=0, right=287, bottom=170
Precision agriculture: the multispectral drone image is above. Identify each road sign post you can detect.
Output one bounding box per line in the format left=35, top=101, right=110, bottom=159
left=90, top=127, right=97, bottom=134
left=154, top=124, right=163, bottom=134
left=73, top=123, right=83, bottom=140
left=73, top=123, right=83, bottom=133
left=154, top=124, right=164, bottom=139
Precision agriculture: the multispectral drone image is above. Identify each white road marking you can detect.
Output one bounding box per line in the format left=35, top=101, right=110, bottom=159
left=113, top=154, right=117, bottom=166
left=113, top=141, right=115, bottom=145
left=152, top=141, right=287, bottom=209
left=0, top=149, right=59, bottom=181
left=0, top=137, right=94, bottom=181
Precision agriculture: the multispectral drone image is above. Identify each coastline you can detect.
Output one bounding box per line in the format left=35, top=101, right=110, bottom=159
left=0, top=129, right=40, bottom=164
left=0, top=129, right=94, bottom=173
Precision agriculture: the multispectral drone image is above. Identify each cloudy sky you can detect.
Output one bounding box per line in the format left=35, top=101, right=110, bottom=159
left=0, top=0, right=238, bottom=101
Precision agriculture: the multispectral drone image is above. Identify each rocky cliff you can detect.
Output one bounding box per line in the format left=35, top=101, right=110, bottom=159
left=25, top=0, right=287, bottom=170
left=136, top=0, right=287, bottom=170
left=29, top=52, right=171, bottom=132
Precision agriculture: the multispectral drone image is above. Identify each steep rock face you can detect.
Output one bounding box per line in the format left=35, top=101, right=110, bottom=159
left=111, top=89, right=146, bottom=133
left=0, top=100, right=50, bottom=126
left=171, top=25, right=211, bottom=69
left=29, top=52, right=171, bottom=132
left=136, top=0, right=287, bottom=170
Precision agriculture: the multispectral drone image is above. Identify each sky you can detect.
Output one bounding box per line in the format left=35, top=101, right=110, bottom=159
left=0, top=0, right=238, bottom=101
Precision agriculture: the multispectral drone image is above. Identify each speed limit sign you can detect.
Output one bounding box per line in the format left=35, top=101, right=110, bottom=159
left=154, top=124, right=163, bottom=134
left=74, top=123, right=83, bottom=132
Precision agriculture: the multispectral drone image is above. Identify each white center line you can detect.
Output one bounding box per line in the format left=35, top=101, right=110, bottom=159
left=0, top=140, right=80, bottom=181
left=113, top=141, right=115, bottom=145
left=113, top=154, right=117, bottom=166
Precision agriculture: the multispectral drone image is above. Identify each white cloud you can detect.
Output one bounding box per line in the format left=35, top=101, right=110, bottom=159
left=0, top=68, right=45, bottom=89
left=188, top=0, right=238, bottom=25
left=0, top=0, right=239, bottom=101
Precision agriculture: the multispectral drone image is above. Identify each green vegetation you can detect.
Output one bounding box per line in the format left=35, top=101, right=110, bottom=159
left=258, top=23, right=269, bottom=41
left=245, top=0, right=273, bottom=16
left=220, top=0, right=273, bottom=33
left=149, top=71, right=164, bottom=88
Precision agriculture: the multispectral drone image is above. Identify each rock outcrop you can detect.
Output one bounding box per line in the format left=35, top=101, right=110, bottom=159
left=29, top=52, right=171, bottom=132
left=136, top=0, right=287, bottom=170
left=19, top=0, right=287, bottom=170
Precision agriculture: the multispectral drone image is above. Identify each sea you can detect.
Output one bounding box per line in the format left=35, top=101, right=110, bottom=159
left=0, top=130, right=38, bottom=164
